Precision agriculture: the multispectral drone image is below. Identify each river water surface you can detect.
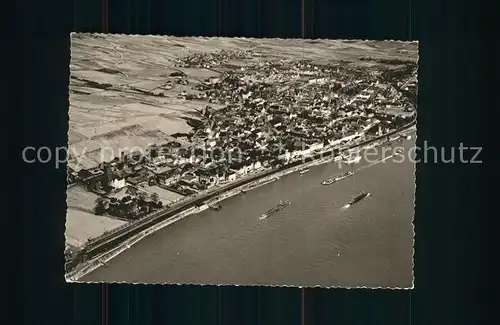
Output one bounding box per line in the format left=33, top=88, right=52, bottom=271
left=82, top=131, right=416, bottom=288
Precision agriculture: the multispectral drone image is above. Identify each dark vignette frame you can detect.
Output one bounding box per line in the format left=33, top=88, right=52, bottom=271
left=9, top=0, right=491, bottom=324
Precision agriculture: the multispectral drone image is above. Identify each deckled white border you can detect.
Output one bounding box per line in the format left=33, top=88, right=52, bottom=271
left=66, top=33, right=417, bottom=289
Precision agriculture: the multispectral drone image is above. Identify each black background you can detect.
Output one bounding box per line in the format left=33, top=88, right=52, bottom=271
left=10, top=0, right=493, bottom=324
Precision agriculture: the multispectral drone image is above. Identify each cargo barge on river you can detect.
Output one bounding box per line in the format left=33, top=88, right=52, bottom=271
left=321, top=170, right=354, bottom=186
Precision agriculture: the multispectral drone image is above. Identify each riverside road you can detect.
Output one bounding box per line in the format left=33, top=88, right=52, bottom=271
left=82, top=130, right=416, bottom=287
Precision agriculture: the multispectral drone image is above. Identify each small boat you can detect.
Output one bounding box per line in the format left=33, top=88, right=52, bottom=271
left=299, top=168, right=310, bottom=175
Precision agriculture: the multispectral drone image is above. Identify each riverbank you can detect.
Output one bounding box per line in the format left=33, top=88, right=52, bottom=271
left=66, top=121, right=416, bottom=281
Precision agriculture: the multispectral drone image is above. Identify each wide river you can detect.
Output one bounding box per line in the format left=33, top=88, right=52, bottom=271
left=83, top=130, right=416, bottom=288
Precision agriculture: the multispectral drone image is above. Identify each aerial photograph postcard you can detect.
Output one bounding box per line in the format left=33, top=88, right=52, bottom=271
left=65, top=34, right=418, bottom=288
